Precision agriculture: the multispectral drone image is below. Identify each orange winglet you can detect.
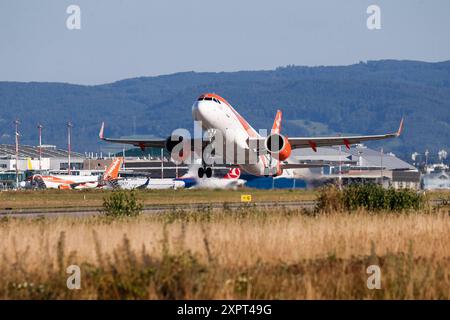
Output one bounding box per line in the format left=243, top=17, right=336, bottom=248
left=99, top=122, right=105, bottom=139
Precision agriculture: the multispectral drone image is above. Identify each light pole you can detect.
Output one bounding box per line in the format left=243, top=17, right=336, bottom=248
left=380, top=147, right=384, bottom=186
left=122, top=146, right=126, bottom=170
left=37, top=124, right=43, bottom=171
left=358, top=150, right=363, bottom=173
left=14, top=120, right=20, bottom=189
left=161, top=148, right=164, bottom=179
left=67, top=122, right=73, bottom=174
left=338, top=145, right=342, bottom=190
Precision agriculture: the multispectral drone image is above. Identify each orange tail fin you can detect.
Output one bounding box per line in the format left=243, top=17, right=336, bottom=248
left=103, top=157, right=123, bottom=181
left=271, top=110, right=284, bottom=175
left=271, top=110, right=282, bottom=134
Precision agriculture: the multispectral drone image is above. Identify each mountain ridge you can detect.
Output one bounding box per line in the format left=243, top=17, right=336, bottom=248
left=1, top=59, right=449, bottom=161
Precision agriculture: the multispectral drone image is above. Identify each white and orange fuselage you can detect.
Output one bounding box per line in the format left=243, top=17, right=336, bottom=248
left=101, top=93, right=403, bottom=177
left=33, top=157, right=123, bottom=189
left=34, top=175, right=100, bottom=190
left=192, top=94, right=280, bottom=176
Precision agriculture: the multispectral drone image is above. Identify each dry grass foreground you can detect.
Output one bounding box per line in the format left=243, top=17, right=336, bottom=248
left=0, top=207, right=449, bottom=299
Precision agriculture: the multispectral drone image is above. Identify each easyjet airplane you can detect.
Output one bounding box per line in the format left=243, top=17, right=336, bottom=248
left=33, top=157, right=123, bottom=189
left=100, top=94, right=403, bottom=178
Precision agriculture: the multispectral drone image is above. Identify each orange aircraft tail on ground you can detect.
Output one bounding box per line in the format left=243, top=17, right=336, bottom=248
left=102, top=157, right=123, bottom=181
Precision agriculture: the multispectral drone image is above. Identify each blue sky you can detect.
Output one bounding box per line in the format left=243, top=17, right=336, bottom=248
left=1, top=0, right=450, bottom=84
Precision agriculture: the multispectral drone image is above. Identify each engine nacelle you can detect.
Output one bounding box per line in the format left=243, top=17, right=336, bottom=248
left=265, top=133, right=292, bottom=161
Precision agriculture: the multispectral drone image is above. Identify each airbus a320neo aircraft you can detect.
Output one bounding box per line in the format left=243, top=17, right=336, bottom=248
left=32, top=157, right=123, bottom=189
left=100, top=93, right=403, bottom=178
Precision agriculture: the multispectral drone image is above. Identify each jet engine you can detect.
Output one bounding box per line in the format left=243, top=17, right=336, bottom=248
left=265, top=133, right=291, bottom=161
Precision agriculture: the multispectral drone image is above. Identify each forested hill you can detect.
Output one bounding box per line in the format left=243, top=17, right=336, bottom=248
left=1, top=59, right=449, bottom=160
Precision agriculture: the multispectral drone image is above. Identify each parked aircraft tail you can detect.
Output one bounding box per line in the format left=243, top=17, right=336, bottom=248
left=102, top=157, right=123, bottom=181
left=223, top=168, right=241, bottom=179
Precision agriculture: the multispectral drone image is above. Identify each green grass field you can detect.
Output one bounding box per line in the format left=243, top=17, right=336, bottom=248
left=0, top=188, right=317, bottom=210
left=0, top=188, right=449, bottom=211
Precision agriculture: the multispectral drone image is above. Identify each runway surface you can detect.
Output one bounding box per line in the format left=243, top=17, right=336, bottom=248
left=1, top=199, right=446, bottom=218
left=0, top=200, right=317, bottom=218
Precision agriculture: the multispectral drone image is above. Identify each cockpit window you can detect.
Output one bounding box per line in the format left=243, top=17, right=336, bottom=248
left=198, top=96, right=221, bottom=103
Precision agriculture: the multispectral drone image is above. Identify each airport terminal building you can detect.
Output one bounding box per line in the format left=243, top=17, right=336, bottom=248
left=0, top=143, right=421, bottom=190
left=290, top=144, right=421, bottom=189
left=0, top=144, right=85, bottom=188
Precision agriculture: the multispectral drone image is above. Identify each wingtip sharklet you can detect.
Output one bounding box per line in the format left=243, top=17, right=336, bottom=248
left=396, top=118, right=404, bottom=137
left=99, top=122, right=105, bottom=140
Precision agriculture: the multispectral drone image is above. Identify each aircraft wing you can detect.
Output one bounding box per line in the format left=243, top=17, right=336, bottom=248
left=287, top=119, right=403, bottom=151
left=69, top=182, right=95, bottom=189
left=99, top=122, right=208, bottom=150
left=99, top=122, right=166, bottom=149
left=280, top=158, right=356, bottom=169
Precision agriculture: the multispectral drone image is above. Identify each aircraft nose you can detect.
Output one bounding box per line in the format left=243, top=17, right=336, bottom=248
left=192, top=101, right=201, bottom=120
left=192, top=101, right=207, bottom=120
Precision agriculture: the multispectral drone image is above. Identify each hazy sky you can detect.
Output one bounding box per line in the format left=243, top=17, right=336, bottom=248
left=1, top=0, right=450, bottom=84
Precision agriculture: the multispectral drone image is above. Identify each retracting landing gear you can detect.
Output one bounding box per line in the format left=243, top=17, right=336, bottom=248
left=198, top=166, right=212, bottom=178
left=264, top=166, right=278, bottom=177
left=199, top=130, right=215, bottom=178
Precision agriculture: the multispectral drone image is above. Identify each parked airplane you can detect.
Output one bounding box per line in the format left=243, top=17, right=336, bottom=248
left=99, top=94, right=403, bottom=178
left=33, top=157, right=123, bottom=189
left=176, top=167, right=246, bottom=189
left=106, top=176, right=184, bottom=190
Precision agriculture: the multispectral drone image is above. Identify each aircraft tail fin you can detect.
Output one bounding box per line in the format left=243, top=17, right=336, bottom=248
left=271, top=110, right=283, bottom=175
left=103, top=157, right=123, bottom=181
left=271, top=110, right=282, bottom=134
left=224, top=168, right=241, bottom=179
